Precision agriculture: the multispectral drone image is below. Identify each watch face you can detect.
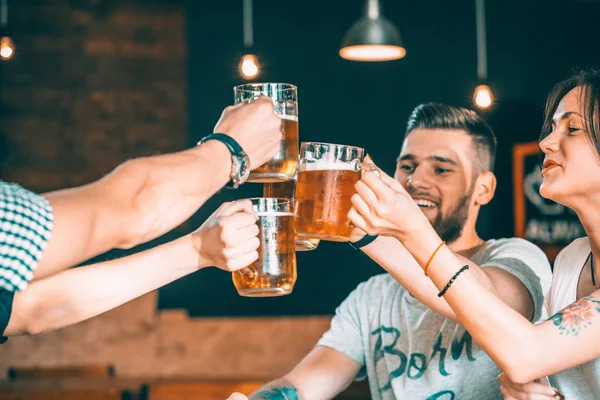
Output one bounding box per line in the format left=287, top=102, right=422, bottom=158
left=239, top=154, right=250, bottom=181
left=231, top=154, right=250, bottom=186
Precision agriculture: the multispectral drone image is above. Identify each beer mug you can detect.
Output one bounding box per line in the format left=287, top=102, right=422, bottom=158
left=263, top=178, right=320, bottom=252
left=232, top=198, right=297, bottom=297
left=234, top=83, right=299, bottom=183
left=295, top=142, right=375, bottom=242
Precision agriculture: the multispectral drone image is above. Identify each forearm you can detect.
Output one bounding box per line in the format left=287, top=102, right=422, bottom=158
left=399, top=227, right=547, bottom=382
left=116, top=140, right=232, bottom=247
left=248, top=347, right=360, bottom=400
left=35, top=140, right=231, bottom=279
left=362, top=236, right=495, bottom=322
left=8, top=235, right=202, bottom=336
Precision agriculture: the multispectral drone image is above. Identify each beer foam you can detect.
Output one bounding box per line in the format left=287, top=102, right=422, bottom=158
left=299, top=161, right=358, bottom=172
left=279, top=114, right=298, bottom=121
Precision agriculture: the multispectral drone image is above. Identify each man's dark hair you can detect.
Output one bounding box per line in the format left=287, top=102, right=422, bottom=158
left=406, top=103, right=497, bottom=173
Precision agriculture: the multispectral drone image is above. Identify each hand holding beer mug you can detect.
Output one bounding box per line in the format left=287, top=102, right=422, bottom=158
left=263, top=177, right=320, bottom=252
left=213, top=97, right=282, bottom=172
left=295, top=142, right=378, bottom=242
left=348, top=165, right=430, bottom=239
left=234, top=83, right=299, bottom=182
left=191, top=200, right=260, bottom=272
left=232, top=198, right=297, bottom=297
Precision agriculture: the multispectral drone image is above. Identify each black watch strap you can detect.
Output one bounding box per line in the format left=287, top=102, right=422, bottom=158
left=348, top=234, right=379, bottom=251
left=198, top=133, right=248, bottom=189
left=198, top=133, right=244, bottom=156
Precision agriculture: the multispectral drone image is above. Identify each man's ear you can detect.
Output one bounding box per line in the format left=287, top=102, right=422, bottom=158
left=473, top=171, right=496, bottom=206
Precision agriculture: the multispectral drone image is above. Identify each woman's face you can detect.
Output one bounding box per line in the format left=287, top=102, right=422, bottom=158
left=539, top=86, right=600, bottom=206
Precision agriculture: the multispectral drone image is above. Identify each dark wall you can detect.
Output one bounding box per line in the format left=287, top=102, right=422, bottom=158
left=157, top=0, right=600, bottom=317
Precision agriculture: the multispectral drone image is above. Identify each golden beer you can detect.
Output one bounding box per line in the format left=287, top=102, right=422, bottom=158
left=232, top=198, right=297, bottom=297
left=295, top=165, right=360, bottom=242
left=263, top=178, right=295, bottom=198
left=250, top=116, right=299, bottom=183
left=295, top=142, right=366, bottom=242
left=263, top=178, right=320, bottom=251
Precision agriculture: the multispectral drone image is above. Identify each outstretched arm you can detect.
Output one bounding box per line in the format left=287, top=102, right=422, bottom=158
left=6, top=199, right=260, bottom=336
left=34, top=97, right=282, bottom=279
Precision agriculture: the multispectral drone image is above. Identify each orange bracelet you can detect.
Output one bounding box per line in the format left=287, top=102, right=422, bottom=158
left=424, top=241, right=446, bottom=276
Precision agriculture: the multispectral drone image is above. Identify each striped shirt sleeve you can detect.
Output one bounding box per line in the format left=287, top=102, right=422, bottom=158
left=0, top=181, right=54, bottom=291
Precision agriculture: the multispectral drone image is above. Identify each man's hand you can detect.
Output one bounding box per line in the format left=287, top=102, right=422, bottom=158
left=192, top=199, right=260, bottom=271
left=227, top=393, right=249, bottom=400
left=498, top=373, right=564, bottom=400
left=214, top=96, right=283, bottom=170
left=348, top=161, right=429, bottom=240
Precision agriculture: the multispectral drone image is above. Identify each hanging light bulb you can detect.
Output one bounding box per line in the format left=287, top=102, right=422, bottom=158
left=0, top=36, right=13, bottom=60
left=474, top=84, right=493, bottom=109
left=239, top=54, right=259, bottom=79
left=340, top=0, right=406, bottom=62
left=237, top=0, right=260, bottom=80
left=0, top=0, right=13, bottom=61
left=473, top=0, right=493, bottom=109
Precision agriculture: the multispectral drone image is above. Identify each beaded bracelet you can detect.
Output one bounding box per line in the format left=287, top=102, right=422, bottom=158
left=437, top=265, right=469, bottom=297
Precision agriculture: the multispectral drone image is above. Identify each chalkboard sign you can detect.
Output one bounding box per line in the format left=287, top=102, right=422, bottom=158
left=513, top=142, right=585, bottom=261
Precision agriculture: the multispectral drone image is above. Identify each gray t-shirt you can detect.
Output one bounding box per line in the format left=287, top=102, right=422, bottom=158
left=318, top=238, right=552, bottom=400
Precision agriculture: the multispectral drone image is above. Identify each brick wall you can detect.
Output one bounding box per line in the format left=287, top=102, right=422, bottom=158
left=0, top=0, right=187, bottom=191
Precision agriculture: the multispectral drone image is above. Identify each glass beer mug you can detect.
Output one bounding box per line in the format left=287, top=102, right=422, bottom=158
left=233, top=83, right=298, bottom=183
left=295, top=142, right=375, bottom=242
left=263, top=176, right=320, bottom=252
left=232, top=198, right=297, bottom=297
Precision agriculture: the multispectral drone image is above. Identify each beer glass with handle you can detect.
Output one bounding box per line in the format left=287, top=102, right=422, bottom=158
left=263, top=176, right=320, bottom=251
left=295, top=142, right=376, bottom=242
left=232, top=198, right=297, bottom=297
left=234, top=83, right=298, bottom=183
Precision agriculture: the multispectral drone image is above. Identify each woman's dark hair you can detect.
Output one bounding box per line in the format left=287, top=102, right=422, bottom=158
left=541, top=68, right=600, bottom=156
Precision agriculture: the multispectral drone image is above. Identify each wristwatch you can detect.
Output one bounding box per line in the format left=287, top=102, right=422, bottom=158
left=197, top=133, right=250, bottom=189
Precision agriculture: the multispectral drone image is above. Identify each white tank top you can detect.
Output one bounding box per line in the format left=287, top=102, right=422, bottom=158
left=546, top=237, right=600, bottom=399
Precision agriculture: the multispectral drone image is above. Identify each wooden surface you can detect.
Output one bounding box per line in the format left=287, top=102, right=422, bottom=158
left=0, top=378, right=371, bottom=400
left=7, top=364, right=115, bottom=381
left=142, top=381, right=266, bottom=400
left=0, top=388, right=121, bottom=400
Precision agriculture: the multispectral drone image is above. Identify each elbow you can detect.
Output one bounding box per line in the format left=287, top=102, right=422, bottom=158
left=502, top=368, right=537, bottom=385
left=497, top=350, right=541, bottom=384
left=24, top=320, right=51, bottom=336
left=13, top=289, right=69, bottom=336
left=10, top=299, right=50, bottom=336
left=22, top=303, right=54, bottom=336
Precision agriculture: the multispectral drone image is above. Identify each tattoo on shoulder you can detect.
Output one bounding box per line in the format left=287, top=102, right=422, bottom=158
left=549, top=296, right=600, bottom=336
left=249, top=385, right=299, bottom=400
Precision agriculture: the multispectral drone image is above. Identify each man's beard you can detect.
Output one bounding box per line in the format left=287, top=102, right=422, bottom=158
left=431, top=194, right=471, bottom=244
left=409, top=184, right=474, bottom=244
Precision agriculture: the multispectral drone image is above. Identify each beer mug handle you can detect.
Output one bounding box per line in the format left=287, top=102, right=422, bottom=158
left=356, top=161, right=381, bottom=177
left=238, top=267, right=256, bottom=279
left=244, top=94, right=263, bottom=104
